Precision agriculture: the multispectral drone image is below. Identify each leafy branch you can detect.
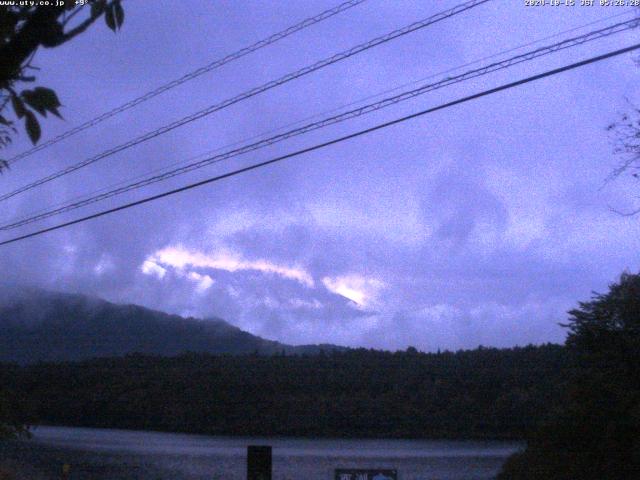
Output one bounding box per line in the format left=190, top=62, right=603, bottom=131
left=0, top=1, right=125, bottom=172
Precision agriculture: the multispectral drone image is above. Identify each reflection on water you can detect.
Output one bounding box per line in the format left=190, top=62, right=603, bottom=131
left=3, top=425, right=523, bottom=480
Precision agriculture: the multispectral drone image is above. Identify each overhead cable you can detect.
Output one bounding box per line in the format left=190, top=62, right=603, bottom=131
left=1, top=41, right=638, bottom=247
left=0, top=0, right=490, bottom=202
left=2, top=17, right=637, bottom=231
left=6, top=0, right=370, bottom=165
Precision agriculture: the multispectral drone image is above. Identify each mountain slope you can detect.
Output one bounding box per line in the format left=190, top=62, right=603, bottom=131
left=0, top=287, right=341, bottom=364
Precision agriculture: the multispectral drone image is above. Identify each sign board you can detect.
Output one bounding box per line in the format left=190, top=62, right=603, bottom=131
left=334, top=469, right=397, bottom=480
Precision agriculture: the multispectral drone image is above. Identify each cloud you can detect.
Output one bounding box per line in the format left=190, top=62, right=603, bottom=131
left=145, top=245, right=315, bottom=288
left=322, top=274, right=385, bottom=309
left=141, top=260, right=167, bottom=279
left=134, top=240, right=373, bottom=341
left=420, top=162, right=509, bottom=251
left=186, top=271, right=214, bottom=293
left=353, top=298, right=568, bottom=352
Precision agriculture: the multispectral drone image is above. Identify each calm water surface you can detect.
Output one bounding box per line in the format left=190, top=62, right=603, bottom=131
left=2, top=425, right=523, bottom=479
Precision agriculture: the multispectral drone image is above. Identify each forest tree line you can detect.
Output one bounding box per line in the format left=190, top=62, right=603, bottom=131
left=0, top=344, right=568, bottom=440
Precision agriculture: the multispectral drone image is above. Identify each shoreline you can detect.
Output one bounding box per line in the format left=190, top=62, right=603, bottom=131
left=27, top=422, right=528, bottom=443
left=1, top=427, right=520, bottom=480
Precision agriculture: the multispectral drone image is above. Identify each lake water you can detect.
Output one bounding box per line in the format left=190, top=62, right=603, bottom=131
left=1, top=425, right=523, bottom=479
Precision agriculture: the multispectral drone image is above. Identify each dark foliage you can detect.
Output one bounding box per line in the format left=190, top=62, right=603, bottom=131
left=498, top=273, right=640, bottom=479
left=0, top=389, right=32, bottom=439
left=0, top=344, right=567, bottom=440
left=0, top=1, right=124, bottom=166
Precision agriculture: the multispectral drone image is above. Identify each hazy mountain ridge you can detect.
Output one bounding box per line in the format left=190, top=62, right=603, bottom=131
left=0, top=287, right=343, bottom=364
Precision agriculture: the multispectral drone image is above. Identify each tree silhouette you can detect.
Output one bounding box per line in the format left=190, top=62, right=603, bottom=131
left=0, top=390, right=30, bottom=439
left=499, top=272, right=640, bottom=479
left=0, top=1, right=125, bottom=171
left=607, top=105, right=640, bottom=215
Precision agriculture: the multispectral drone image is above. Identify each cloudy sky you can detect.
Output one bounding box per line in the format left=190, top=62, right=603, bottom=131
left=1, top=0, right=639, bottom=351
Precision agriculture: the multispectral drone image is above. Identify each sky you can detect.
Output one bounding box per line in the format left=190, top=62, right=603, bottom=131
left=1, top=0, right=640, bottom=351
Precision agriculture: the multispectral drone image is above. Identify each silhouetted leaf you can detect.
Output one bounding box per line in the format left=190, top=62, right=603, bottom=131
left=22, top=87, right=62, bottom=118
left=91, top=1, right=105, bottom=18
left=104, top=1, right=124, bottom=32
left=114, top=1, right=124, bottom=29
left=24, top=111, right=41, bottom=144
left=11, top=95, right=25, bottom=119
left=105, top=4, right=116, bottom=31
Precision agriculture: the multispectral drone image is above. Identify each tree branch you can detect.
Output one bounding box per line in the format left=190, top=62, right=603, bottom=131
left=49, top=8, right=103, bottom=47
left=61, top=6, right=84, bottom=28
left=0, top=7, right=61, bottom=87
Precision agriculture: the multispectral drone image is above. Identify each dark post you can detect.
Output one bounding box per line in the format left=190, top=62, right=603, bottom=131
left=247, top=445, right=272, bottom=480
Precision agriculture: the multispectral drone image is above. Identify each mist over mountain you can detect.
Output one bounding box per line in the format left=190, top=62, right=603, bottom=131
left=0, top=287, right=342, bottom=364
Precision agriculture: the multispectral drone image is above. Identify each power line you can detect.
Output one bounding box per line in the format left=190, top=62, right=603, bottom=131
left=6, top=0, right=369, bottom=165
left=3, top=17, right=638, bottom=231
left=3, top=17, right=636, bottom=229
left=0, top=0, right=490, bottom=203
left=7, top=8, right=633, bottom=228
left=1, top=41, right=638, bottom=247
